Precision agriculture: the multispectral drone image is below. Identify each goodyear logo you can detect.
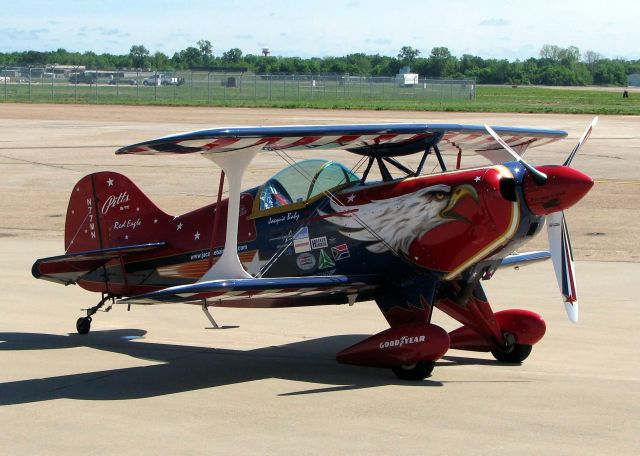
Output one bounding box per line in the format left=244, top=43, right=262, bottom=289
left=379, top=335, right=426, bottom=349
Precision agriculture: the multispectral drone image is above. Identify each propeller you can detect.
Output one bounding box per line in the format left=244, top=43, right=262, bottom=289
left=547, top=211, right=578, bottom=322
left=484, top=124, right=548, bottom=185
left=485, top=118, right=597, bottom=323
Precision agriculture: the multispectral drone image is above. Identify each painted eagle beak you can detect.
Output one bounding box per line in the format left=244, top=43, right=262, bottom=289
left=439, top=184, right=479, bottom=222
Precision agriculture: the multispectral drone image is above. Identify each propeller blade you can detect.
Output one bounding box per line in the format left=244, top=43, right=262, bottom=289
left=564, top=116, right=598, bottom=166
left=484, top=124, right=548, bottom=185
left=547, top=212, right=579, bottom=323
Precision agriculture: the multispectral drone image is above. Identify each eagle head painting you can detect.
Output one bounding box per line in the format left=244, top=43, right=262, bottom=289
left=325, top=184, right=479, bottom=257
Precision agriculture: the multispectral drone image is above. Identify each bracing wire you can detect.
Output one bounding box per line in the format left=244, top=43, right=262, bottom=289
left=255, top=149, right=401, bottom=277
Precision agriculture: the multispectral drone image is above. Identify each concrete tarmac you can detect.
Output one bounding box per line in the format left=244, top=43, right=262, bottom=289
left=1, top=105, right=638, bottom=454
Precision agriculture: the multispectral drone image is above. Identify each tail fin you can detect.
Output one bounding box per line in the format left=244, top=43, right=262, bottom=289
left=65, top=171, right=171, bottom=253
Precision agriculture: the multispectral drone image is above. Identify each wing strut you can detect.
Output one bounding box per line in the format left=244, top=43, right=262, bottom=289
left=414, top=147, right=431, bottom=176
left=360, top=157, right=375, bottom=185
left=382, top=156, right=414, bottom=176
left=375, top=157, right=393, bottom=181
left=433, top=145, right=447, bottom=171
left=199, top=147, right=259, bottom=280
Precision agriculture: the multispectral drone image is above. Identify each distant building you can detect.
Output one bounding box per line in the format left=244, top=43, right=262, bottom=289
left=396, top=66, right=419, bottom=87
left=628, top=74, right=640, bottom=87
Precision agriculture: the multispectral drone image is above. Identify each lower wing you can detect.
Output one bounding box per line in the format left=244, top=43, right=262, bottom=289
left=119, top=275, right=383, bottom=308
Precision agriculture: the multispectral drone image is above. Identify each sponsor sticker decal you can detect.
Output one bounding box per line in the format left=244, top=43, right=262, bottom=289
left=318, top=248, right=336, bottom=269
left=296, top=252, right=316, bottom=271
left=310, top=236, right=328, bottom=249
left=293, top=226, right=311, bottom=253
left=294, top=227, right=309, bottom=240
left=294, top=238, right=311, bottom=253
left=331, top=243, right=350, bottom=261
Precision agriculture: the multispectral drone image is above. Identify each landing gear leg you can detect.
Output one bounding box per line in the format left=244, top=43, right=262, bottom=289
left=202, top=302, right=221, bottom=329
left=76, top=294, right=114, bottom=334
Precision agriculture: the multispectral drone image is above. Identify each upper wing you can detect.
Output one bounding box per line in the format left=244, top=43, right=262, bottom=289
left=32, top=242, right=166, bottom=285
left=120, top=274, right=382, bottom=307
left=116, top=123, right=566, bottom=163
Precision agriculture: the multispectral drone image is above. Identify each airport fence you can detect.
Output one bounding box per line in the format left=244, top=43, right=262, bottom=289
left=0, top=66, right=475, bottom=105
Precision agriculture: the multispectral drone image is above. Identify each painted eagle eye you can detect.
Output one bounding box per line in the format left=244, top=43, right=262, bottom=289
left=432, top=191, right=445, bottom=201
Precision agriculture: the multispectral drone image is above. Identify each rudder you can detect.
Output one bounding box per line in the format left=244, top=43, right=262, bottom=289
left=65, top=172, right=171, bottom=253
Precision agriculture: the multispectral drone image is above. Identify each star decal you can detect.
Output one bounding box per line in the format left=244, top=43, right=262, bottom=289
left=246, top=251, right=270, bottom=276
left=194, top=231, right=201, bottom=240
left=474, top=176, right=481, bottom=183
left=107, top=178, right=114, bottom=187
left=125, top=235, right=129, bottom=240
left=346, top=194, right=356, bottom=203
left=154, top=219, right=158, bottom=224
left=177, top=222, right=183, bottom=230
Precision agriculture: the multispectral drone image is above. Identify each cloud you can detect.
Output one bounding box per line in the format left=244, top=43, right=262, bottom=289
left=479, top=18, right=510, bottom=27
left=0, top=27, right=49, bottom=41
left=234, top=34, right=254, bottom=40
left=95, top=27, right=120, bottom=36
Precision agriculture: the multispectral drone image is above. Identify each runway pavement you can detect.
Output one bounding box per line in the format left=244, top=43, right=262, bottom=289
left=1, top=105, right=638, bottom=454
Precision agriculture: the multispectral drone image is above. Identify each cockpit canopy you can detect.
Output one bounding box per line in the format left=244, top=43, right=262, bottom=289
left=259, top=159, right=359, bottom=211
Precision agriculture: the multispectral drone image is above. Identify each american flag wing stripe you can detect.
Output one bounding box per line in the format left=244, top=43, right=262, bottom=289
left=117, top=123, right=567, bottom=159
left=119, top=275, right=382, bottom=305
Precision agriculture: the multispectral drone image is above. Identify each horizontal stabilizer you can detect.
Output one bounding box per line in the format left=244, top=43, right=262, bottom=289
left=32, top=242, right=166, bottom=285
left=120, top=274, right=382, bottom=307
left=500, top=250, right=551, bottom=268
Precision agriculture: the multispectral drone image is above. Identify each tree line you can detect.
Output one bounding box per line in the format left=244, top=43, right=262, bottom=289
left=1, top=41, right=637, bottom=86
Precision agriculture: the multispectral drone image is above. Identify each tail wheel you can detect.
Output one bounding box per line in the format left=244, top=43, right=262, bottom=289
left=76, top=316, right=92, bottom=335
left=391, top=360, right=435, bottom=381
left=491, top=343, right=532, bottom=363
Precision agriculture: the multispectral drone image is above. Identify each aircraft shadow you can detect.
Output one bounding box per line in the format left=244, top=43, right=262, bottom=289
left=1, top=330, right=453, bottom=404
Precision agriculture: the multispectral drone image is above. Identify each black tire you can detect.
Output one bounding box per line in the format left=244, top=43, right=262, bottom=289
left=76, top=316, right=92, bottom=335
left=143, top=81, right=149, bottom=86
left=391, top=360, right=435, bottom=381
left=491, top=343, right=532, bottom=363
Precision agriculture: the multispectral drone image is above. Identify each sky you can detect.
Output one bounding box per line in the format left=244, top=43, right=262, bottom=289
left=1, top=0, right=639, bottom=60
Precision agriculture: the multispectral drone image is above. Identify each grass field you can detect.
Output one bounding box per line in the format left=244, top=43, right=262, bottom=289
left=1, top=77, right=638, bottom=114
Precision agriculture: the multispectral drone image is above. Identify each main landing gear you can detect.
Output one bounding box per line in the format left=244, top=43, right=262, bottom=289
left=391, top=360, right=436, bottom=381
left=491, top=335, right=533, bottom=363
left=75, top=294, right=115, bottom=334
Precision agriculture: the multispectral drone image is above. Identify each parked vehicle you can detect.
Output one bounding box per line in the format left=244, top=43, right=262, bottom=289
left=69, top=73, right=97, bottom=84
left=142, top=74, right=185, bottom=86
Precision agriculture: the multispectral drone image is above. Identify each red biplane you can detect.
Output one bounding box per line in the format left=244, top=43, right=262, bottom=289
left=33, top=119, right=596, bottom=380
